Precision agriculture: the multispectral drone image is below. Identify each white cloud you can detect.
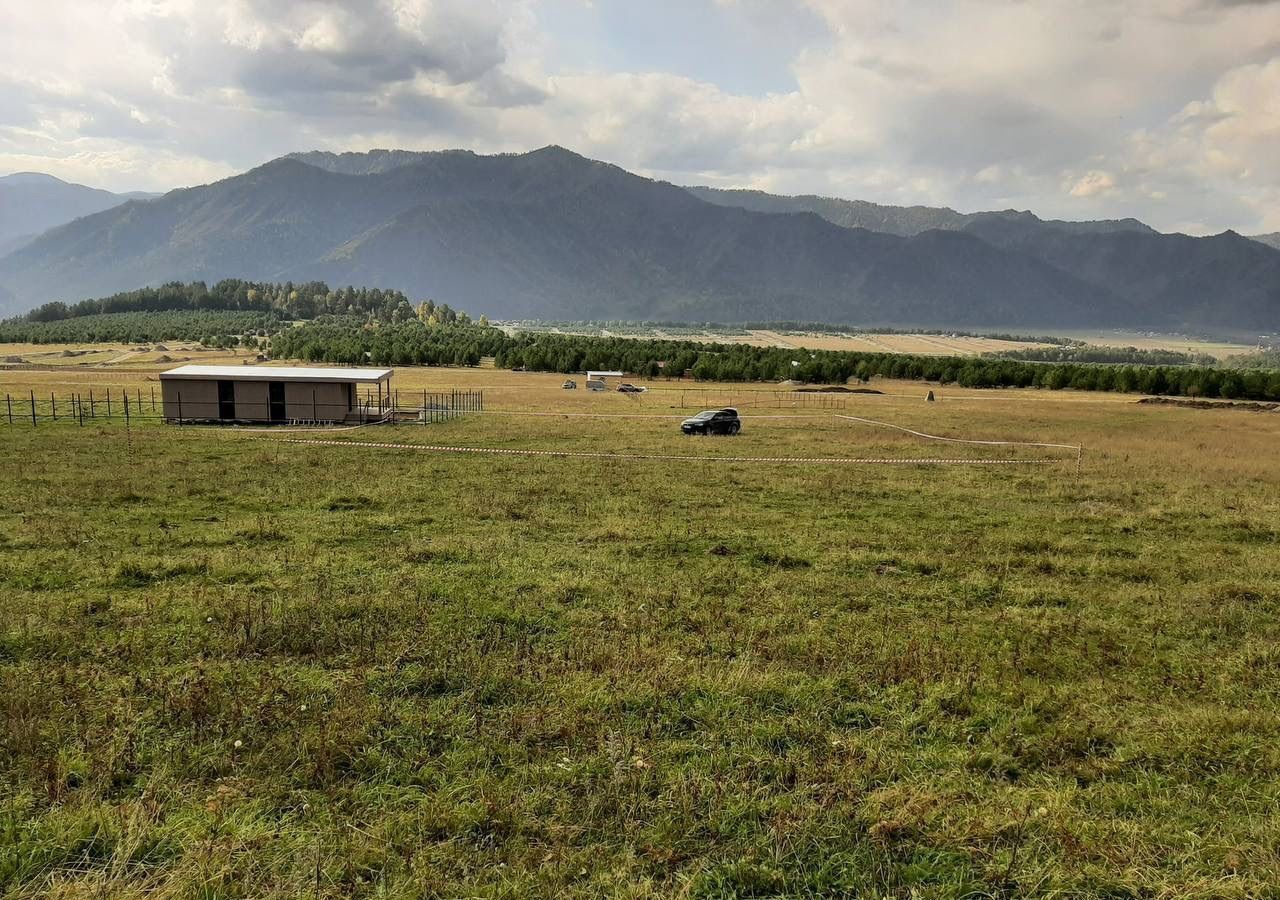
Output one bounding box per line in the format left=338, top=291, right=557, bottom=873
left=1068, top=171, right=1117, bottom=198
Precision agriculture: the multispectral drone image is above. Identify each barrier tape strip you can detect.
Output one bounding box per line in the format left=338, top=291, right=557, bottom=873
left=265, top=437, right=1060, bottom=465
left=834, top=413, right=1082, bottom=453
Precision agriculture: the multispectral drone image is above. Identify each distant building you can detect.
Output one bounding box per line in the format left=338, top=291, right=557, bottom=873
left=585, top=369, right=624, bottom=392
left=160, top=364, right=393, bottom=423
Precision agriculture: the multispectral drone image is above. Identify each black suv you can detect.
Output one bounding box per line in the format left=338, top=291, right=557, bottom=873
left=681, top=408, right=741, bottom=435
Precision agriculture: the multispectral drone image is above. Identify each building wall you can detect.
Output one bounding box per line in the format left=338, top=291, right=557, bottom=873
left=284, top=381, right=350, bottom=421
left=161, top=379, right=219, bottom=420
left=234, top=381, right=270, bottom=421
left=162, top=379, right=361, bottom=422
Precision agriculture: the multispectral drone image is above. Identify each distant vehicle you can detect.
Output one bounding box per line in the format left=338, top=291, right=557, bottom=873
left=617, top=383, right=646, bottom=393
left=563, top=379, right=577, bottom=389
left=681, top=408, right=741, bottom=435
left=585, top=379, right=607, bottom=391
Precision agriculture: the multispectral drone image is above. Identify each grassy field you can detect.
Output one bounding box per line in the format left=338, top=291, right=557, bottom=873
left=504, top=326, right=1056, bottom=358
left=1051, top=331, right=1262, bottom=360
left=505, top=325, right=1266, bottom=360
left=3, top=359, right=1280, bottom=898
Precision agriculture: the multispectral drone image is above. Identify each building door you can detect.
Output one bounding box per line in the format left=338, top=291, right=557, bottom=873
left=268, top=382, right=286, bottom=422
left=217, top=381, right=235, bottom=420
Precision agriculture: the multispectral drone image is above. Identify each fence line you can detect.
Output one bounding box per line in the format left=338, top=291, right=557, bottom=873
left=1, top=388, right=482, bottom=427
left=673, top=389, right=858, bottom=411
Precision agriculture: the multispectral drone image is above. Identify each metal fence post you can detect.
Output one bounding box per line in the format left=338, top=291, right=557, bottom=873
left=51, top=393, right=56, bottom=422
left=6, top=393, right=11, bottom=425
left=106, top=389, right=112, bottom=419
left=30, top=390, right=37, bottom=426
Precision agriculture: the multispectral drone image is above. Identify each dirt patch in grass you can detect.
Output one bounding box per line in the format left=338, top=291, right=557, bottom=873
left=1138, top=397, right=1279, bottom=411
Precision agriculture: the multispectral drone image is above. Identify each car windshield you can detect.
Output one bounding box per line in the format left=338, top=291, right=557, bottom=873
left=691, top=411, right=716, bottom=420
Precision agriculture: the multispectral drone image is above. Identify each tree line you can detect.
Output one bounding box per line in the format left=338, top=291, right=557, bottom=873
left=989, top=345, right=1220, bottom=367
left=509, top=319, right=1079, bottom=345
left=270, top=321, right=1280, bottom=401
left=0, top=309, right=285, bottom=345
left=20, top=280, right=467, bottom=326
left=269, top=320, right=504, bottom=368
left=5, top=280, right=1278, bottom=401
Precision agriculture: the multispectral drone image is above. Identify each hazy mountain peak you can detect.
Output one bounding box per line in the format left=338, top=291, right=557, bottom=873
left=0, top=172, right=155, bottom=259
left=2, top=171, right=76, bottom=186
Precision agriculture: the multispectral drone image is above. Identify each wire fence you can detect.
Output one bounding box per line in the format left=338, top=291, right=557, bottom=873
left=674, top=389, right=854, bottom=410
left=1, top=387, right=483, bottom=427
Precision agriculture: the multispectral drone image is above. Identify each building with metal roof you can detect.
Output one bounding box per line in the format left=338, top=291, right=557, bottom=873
left=160, top=364, right=393, bottom=423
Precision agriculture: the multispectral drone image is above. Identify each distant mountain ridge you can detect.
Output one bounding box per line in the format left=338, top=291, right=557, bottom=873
left=0, top=147, right=1277, bottom=332
left=684, top=186, right=1157, bottom=238
left=0, top=172, right=156, bottom=257
left=1252, top=233, right=1280, bottom=251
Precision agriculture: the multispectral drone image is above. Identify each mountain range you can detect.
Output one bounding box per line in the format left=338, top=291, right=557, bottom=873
left=0, top=172, right=156, bottom=258
left=1, top=148, right=1277, bottom=332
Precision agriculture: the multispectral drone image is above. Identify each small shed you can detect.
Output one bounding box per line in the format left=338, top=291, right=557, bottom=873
left=585, top=370, right=624, bottom=392
left=160, top=364, right=393, bottom=423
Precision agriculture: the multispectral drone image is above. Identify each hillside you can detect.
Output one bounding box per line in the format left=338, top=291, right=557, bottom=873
left=685, top=185, right=1156, bottom=238
left=958, top=219, right=1280, bottom=332
left=0, top=147, right=1276, bottom=331
left=0, top=172, right=155, bottom=256
left=1252, top=233, right=1280, bottom=251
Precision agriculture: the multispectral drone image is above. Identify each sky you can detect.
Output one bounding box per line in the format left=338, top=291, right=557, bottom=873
left=1, top=0, right=1278, bottom=234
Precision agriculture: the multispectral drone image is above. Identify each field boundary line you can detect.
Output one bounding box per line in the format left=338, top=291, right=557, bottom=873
left=834, top=413, right=1082, bottom=453
left=259, top=437, right=1063, bottom=466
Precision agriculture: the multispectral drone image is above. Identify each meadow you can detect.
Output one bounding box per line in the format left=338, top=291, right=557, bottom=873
left=504, top=324, right=1263, bottom=361
left=2, top=359, right=1280, bottom=898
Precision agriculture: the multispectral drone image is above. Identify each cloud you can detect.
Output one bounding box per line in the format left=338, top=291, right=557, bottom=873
left=0, top=0, right=1278, bottom=233
left=1068, top=171, right=1117, bottom=198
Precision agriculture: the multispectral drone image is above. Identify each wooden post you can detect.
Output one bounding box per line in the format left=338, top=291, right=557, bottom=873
left=30, top=390, right=37, bottom=426
left=51, top=393, right=57, bottom=421
left=78, top=394, right=84, bottom=427
left=90, top=390, right=95, bottom=418
left=106, top=389, right=112, bottom=419
left=6, top=394, right=11, bottom=425
left=150, top=386, right=155, bottom=411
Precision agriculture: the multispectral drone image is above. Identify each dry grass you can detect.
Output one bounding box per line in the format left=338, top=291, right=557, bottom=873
left=3, top=349, right=1280, bottom=898
left=1053, top=330, right=1260, bottom=359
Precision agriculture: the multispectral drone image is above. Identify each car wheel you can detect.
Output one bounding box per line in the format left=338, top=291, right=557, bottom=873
left=731, top=423, right=740, bottom=435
